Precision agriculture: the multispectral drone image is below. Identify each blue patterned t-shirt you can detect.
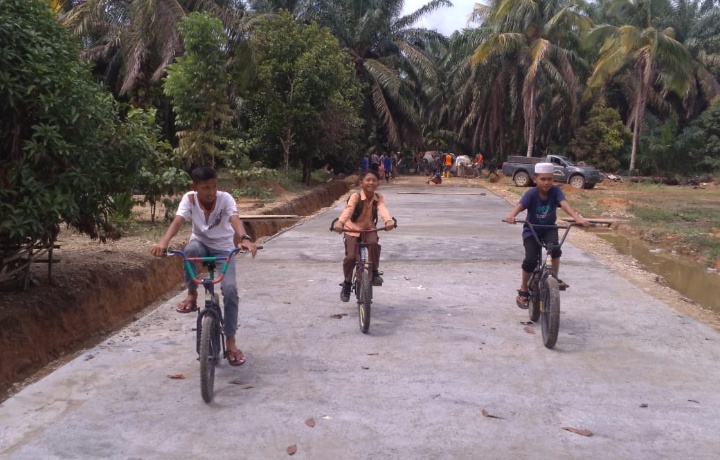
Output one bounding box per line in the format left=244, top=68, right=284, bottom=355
left=518, top=186, right=566, bottom=239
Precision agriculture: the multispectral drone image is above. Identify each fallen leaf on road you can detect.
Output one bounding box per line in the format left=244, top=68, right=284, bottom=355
left=329, top=313, right=348, bottom=319
left=562, top=427, right=593, bottom=437
left=639, top=403, right=648, bottom=408
left=283, top=301, right=291, bottom=304
left=240, top=384, right=254, bottom=390
left=305, top=418, right=316, bottom=427
left=524, top=326, right=536, bottom=334
left=481, top=409, right=504, bottom=419
left=688, top=399, right=700, bottom=404
left=361, top=366, right=370, bottom=370
left=167, top=373, right=185, bottom=380
left=367, top=353, right=379, bottom=356
left=230, top=379, right=248, bottom=385
left=322, top=415, right=333, bottom=420
left=404, top=276, right=411, bottom=280
left=287, top=444, right=297, bottom=455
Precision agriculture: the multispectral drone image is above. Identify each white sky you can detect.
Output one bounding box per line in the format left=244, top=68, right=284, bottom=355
left=401, top=0, right=480, bottom=36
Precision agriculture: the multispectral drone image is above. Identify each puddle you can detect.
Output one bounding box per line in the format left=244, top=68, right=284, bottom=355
left=597, top=232, right=720, bottom=313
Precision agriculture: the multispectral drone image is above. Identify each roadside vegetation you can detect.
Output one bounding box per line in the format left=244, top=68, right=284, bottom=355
left=3, top=0, right=720, bottom=263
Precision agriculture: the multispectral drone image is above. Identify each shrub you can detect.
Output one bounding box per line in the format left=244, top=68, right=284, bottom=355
left=0, top=0, right=151, bottom=245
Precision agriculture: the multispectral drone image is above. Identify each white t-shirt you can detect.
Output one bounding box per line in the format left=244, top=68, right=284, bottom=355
left=176, top=191, right=239, bottom=251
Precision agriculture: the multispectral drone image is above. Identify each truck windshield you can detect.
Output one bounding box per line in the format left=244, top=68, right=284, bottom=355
left=555, top=155, right=575, bottom=166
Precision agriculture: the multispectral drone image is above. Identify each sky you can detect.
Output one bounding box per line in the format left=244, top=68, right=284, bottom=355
left=401, top=0, right=480, bottom=36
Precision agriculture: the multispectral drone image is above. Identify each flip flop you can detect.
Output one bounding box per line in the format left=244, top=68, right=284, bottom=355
left=516, top=290, right=530, bottom=310
left=176, top=298, right=198, bottom=314
left=225, top=349, right=246, bottom=367
left=557, top=279, right=569, bottom=291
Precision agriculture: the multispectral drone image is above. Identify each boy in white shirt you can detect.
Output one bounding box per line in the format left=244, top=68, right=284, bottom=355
left=150, top=166, right=257, bottom=366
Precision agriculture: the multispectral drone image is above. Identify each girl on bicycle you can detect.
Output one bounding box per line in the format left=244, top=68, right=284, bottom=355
left=333, top=170, right=395, bottom=302
left=504, top=163, right=588, bottom=309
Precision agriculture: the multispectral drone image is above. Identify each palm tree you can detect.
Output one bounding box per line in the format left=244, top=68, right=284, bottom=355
left=61, top=0, right=244, bottom=104
left=471, top=0, right=592, bottom=157
left=307, top=0, right=451, bottom=149
left=671, top=0, right=720, bottom=116
left=587, top=0, right=693, bottom=172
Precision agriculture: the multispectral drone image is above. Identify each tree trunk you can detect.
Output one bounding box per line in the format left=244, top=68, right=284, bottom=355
left=630, top=108, right=641, bottom=173
left=280, top=126, right=293, bottom=177
left=525, top=86, right=536, bottom=157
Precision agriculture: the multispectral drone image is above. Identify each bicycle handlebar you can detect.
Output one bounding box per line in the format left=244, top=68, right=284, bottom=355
left=502, top=219, right=607, bottom=228
left=329, top=217, right=397, bottom=232
left=167, top=246, right=262, bottom=285
left=501, top=218, right=608, bottom=252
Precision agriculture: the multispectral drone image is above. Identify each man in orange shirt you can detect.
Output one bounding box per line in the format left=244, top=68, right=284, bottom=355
left=443, top=152, right=453, bottom=178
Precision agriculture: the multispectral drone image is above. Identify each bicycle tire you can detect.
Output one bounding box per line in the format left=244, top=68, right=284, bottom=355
left=528, top=277, right=541, bottom=322
left=540, top=277, right=561, bottom=349
left=358, top=270, right=372, bottom=333
left=199, top=314, right=218, bottom=403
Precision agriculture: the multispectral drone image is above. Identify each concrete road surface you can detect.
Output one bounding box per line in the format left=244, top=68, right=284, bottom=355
left=2, top=185, right=720, bottom=459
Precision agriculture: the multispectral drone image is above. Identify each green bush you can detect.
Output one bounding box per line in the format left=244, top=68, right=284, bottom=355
left=0, top=0, right=151, bottom=245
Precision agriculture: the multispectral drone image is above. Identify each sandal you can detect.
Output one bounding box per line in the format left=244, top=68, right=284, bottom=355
left=225, top=349, right=246, bottom=367
left=176, top=298, right=198, bottom=314
left=516, top=290, right=530, bottom=309
left=557, top=279, right=569, bottom=291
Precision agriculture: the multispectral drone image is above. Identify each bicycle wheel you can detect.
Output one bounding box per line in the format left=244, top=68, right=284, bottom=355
left=199, top=314, right=219, bottom=403
left=528, top=277, right=541, bottom=322
left=357, top=270, right=372, bottom=333
left=540, top=277, right=561, bottom=349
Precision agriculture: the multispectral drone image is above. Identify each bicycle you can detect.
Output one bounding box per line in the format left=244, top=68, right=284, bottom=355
left=330, top=217, right=397, bottom=333
left=168, top=246, right=260, bottom=402
left=504, top=219, right=604, bottom=349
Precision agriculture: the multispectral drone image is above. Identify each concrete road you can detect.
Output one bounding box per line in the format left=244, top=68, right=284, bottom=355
left=2, top=185, right=720, bottom=460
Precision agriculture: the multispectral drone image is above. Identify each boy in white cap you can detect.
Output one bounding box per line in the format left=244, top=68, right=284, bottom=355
left=504, top=162, right=589, bottom=309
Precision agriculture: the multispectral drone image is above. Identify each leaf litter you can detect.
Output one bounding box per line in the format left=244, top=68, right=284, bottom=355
left=562, top=427, right=593, bottom=437
left=481, top=409, right=504, bottom=419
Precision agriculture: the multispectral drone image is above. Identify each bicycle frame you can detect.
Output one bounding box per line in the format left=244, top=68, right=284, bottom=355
left=351, top=231, right=376, bottom=300
left=523, top=222, right=574, bottom=288
left=168, top=248, right=241, bottom=355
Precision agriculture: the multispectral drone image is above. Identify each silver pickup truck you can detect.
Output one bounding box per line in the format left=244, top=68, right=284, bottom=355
left=501, top=154, right=604, bottom=189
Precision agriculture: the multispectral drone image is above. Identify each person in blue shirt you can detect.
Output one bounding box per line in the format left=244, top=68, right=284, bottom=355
left=383, top=154, right=393, bottom=182
left=504, top=163, right=588, bottom=309
left=426, top=170, right=442, bottom=185
left=361, top=154, right=369, bottom=173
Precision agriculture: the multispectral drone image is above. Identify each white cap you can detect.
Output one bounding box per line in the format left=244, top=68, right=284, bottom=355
left=535, top=162, right=554, bottom=174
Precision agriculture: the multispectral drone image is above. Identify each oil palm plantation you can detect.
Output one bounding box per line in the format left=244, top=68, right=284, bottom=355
left=61, top=0, right=244, bottom=103
left=307, top=0, right=451, bottom=149
left=471, top=0, right=592, bottom=157
left=587, top=0, right=693, bottom=172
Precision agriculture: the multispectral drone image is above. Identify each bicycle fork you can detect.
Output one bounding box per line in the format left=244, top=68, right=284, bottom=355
left=195, top=294, right=224, bottom=359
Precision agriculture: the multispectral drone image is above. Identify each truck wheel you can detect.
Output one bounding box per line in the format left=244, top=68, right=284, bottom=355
left=513, top=171, right=531, bottom=187
left=569, top=174, right=585, bottom=189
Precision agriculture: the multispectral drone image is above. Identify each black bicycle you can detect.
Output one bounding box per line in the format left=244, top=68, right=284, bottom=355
left=330, top=218, right=397, bottom=333
left=168, top=247, right=260, bottom=402
left=505, top=219, right=603, bottom=348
